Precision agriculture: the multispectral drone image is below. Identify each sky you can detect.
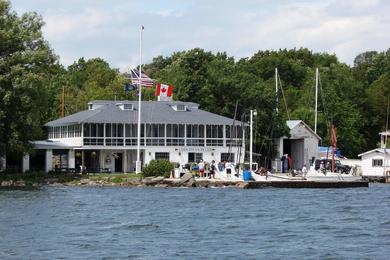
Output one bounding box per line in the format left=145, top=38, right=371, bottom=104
left=10, top=0, right=390, bottom=72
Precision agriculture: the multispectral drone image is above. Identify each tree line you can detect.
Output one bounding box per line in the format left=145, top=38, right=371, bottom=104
left=1, top=0, right=390, bottom=163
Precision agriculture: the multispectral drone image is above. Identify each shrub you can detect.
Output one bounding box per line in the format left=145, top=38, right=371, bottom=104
left=142, top=160, right=175, bottom=178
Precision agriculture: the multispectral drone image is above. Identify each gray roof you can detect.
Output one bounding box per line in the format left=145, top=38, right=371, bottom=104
left=358, top=148, right=390, bottom=157
left=46, top=100, right=244, bottom=127
left=286, top=120, right=322, bottom=140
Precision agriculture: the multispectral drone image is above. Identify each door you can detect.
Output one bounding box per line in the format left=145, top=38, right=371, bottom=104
left=114, top=153, right=123, bottom=172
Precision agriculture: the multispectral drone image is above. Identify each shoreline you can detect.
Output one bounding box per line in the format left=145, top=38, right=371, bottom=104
left=0, top=174, right=371, bottom=189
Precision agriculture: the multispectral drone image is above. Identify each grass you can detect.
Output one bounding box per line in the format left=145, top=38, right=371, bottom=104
left=0, top=172, right=142, bottom=185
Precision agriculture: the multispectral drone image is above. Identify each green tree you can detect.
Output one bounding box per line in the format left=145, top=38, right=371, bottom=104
left=0, top=0, right=58, bottom=159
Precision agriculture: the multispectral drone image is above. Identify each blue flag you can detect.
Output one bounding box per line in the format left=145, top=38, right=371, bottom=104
left=124, top=83, right=136, bottom=92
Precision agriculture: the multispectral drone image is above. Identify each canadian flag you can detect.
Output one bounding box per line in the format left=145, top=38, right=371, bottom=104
left=155, top=83, right=173, bottom=97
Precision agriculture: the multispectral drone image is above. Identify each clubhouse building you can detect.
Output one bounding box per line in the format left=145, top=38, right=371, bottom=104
left=25, top=100, right=246, bottom=173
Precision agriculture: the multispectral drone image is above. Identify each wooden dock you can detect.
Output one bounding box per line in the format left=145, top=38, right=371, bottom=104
left=245, top=180, right=369, bottom=188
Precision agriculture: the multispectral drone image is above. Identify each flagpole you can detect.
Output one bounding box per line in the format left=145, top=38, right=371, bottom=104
left=135, top=26, right=143, bottom=174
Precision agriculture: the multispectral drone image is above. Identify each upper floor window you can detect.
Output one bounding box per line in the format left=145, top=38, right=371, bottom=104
left=172, top=104, right=187, bottom=111
left=372, top=159, right=383, bottom=167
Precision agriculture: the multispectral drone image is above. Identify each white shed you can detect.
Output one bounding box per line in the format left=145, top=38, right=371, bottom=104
left=273, top=120, right=321, bottom=171
left=358, top=130, right=390, bottom=177
left=358, top=149, right=389, bottom=177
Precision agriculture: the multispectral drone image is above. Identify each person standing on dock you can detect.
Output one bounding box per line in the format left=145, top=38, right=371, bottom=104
left=210, top=160, right=216, bottom=179
left=198, top=160, right=205, bottom=178
left=302, top=164, right=308, bottom=178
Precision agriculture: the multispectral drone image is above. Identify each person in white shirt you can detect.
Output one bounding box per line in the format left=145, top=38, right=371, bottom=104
left=198, top=160, right=205, bottom=178
left=225, top=161, right=233, bottom=178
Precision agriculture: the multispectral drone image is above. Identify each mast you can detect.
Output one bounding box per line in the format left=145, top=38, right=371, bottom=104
left=275, top=68, right=278, bottom=113
left=331, top=124, right=336, bottom=173
left=250, top=110, right=253, bottom=172
left=314, top=68, right=319, bottom=134
left=135, top=26, right=143, bottom=174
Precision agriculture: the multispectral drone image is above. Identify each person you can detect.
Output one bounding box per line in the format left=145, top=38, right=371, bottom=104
left=302, top=164, right=308, bottom=178
left=287, top=155, right=292, bottom=170
left=225, top=161, right=233, bottom=178
left=198, top=160, right=205, bottom=178
left=209, top=160, right=216, bottom=179
left=319, top=161, right=325, bottom=174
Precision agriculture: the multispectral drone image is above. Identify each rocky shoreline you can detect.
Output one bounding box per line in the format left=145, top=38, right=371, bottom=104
left=0, top=175, right=249, bottom=189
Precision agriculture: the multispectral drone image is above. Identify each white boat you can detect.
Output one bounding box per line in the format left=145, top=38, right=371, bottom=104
left=304, top=164, right=362, bottom=182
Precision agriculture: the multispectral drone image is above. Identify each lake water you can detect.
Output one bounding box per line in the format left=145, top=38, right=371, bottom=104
left=0, top=184, right=389, bottom=259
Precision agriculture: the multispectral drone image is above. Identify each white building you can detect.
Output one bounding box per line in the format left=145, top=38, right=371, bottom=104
left=358, top=131, right=390, bottom=177
left=26, top=100, right=245, bottom=173
left=273, top=120, right=321, bottom=171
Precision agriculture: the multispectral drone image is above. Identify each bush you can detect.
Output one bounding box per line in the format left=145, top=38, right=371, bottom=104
left=142, top=160, right=175, bottom=178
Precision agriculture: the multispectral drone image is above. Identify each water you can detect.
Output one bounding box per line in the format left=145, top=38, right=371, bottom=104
left=0, top=185, right=389, bottom=259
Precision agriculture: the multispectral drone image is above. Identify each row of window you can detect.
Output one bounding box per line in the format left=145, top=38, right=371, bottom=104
left=83, top=137, right=242, bottom=147
left=48, top=125, right=82, bottom=139
left=50, top=123, right=244, bottom=141
left=154, top=152, right=235, bottom=162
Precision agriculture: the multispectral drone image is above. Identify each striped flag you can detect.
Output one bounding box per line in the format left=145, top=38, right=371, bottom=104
left=128, top=69, right=154, bottom=87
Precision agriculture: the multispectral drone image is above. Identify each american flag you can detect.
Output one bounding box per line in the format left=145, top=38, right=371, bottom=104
left=128, top=68, right=154, bottom=87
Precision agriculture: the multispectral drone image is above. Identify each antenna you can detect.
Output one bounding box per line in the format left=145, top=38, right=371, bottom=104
left=61, top=86, right=65, bottom=117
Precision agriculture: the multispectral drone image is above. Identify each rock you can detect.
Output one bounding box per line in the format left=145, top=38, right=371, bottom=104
left=143, top=176, right=165, bottom=185
left=125, top=178, right=143, bottom=186
left=177, top=172, right=193, bottom=185
left=155, top=183, right=169, bottom=188
left=45, top=178, right=59, bottom=184
left=88, top=181, right=97, bottom=186
left=236, top=182, right=250, bottom=189
left=1, top=180, right=13, bottom=187
left=185, top=179, right=195, bottom=187
left=14, top=180, right=26, bottom=187
left=80, top=179, right=89, bottom=185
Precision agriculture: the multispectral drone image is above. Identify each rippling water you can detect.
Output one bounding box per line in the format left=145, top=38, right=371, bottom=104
left=0, top=184, right=389, bottom=259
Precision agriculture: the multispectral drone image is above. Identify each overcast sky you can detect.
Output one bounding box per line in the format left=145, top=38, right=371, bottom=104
left=11, top=0, right=390, bottom=71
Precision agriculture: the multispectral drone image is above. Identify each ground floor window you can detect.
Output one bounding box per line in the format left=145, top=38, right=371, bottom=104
left=188, top=153, right=203, bottom=163
left=221, top=153, right=235, bottom=162
left=372, top=159, right=383, bottom=167
left=155, top=152, right=170, bottom=161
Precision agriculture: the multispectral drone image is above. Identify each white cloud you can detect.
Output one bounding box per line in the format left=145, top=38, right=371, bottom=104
left=10, top=0, right=390, bottom=68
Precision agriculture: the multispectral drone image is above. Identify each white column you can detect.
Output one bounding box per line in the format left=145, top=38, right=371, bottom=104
left=124, top=150, right=127, bottom=173
left=68, top=150, right=75, bottom=169
left=22, top=154, right=30, bottom=173
left=45, top=149, right=53, bottom=173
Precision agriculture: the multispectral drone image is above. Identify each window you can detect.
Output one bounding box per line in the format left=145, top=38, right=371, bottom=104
left=206, top=125, right=224, bottom=146
left=372, top=159, right=383, bottom=167
left=172, top=104, right=187, bottom=111
left=221, top=153, right=235, bottom=162
left=188, top=153, right=203, bottom=163
left=166, top=124, right=185, bottom=146
left=124, top=104, right=133, bottom=110
left=155, top=152, right=170, bottom=161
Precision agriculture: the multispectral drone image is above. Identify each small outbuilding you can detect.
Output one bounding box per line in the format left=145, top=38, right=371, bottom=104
left=358, top=131, right=390, bottom=177
left=273, top=120, right=321, bottom=171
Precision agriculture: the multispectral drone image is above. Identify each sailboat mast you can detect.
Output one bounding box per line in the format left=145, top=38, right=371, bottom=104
left=275, top=68, right=278, bottom=113
left=314, top=68, right=319, bottom=134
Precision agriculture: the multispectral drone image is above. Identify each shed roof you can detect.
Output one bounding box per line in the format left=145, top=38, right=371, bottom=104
left=358, top=148, right=390, bottom=157
left=286, top=120, right=322, bottom=140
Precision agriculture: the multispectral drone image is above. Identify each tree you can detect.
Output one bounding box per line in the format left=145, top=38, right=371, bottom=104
left=0, top=0, right=58, bottom=159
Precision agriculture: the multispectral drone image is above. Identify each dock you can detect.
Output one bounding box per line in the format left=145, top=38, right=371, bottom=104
left=244, top=180, right=369, bottom=188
